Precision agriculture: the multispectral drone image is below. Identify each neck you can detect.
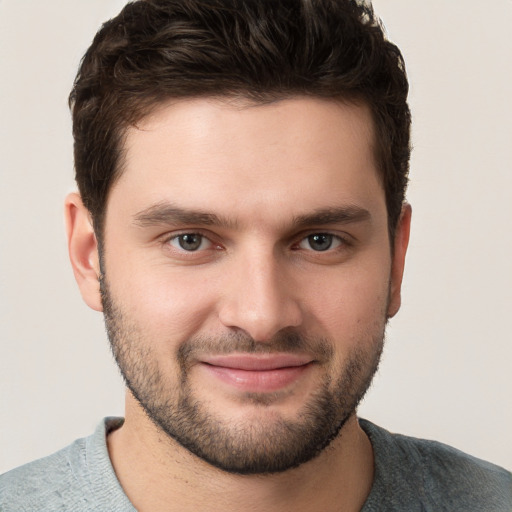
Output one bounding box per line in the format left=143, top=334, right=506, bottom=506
left=107, top=392, right=374, bottom=512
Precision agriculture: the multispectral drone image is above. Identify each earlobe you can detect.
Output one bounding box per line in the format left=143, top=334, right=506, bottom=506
left=387, top=203, right=412, bottom=318
left=65, top=192, right=103, bottom=312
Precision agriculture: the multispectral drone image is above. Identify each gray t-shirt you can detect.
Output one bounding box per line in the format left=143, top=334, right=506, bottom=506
left=1, top=417, right=511, bottom=511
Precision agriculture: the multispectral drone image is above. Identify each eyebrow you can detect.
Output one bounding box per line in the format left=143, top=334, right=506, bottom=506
left=133, top=202, right=237, bottom=229
left=133, top=202, right=371, bottom=230
left=291, top=206, right=371, bottom=228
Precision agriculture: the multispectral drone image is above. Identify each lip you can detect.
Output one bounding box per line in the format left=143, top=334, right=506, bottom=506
left=199, top=354, right=315, bottom=392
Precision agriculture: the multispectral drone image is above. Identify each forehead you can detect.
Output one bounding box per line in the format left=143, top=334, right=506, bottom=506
left=109, top=97, right=384, bottom=227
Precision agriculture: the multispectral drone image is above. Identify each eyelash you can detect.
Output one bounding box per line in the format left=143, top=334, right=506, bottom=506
left=294, top=233, right=347, bottom=252
left=162, top=231, right=351, bottom=255
left=162, top=232, right=220, bottom=257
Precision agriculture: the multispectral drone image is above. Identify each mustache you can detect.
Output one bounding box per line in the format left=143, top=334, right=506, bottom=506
left=177, top=331, right=334, bottom=368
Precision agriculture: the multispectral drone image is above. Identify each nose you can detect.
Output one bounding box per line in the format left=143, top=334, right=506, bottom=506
left=218, top=250, right=303, bottom=342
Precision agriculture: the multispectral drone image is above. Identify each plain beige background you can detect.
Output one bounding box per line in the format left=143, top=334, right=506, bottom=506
left=1, top=0, right=511, bottom=474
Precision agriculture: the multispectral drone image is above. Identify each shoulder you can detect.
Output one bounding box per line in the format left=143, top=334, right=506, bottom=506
left=0, top=436, right=92, bottom=511
left=0, top=417, right=132, bottom=512
left=360, top=419, right=512, bottom=511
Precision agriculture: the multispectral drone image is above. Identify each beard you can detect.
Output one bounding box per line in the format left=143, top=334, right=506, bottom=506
left=100, top=276, right=386, bottom=475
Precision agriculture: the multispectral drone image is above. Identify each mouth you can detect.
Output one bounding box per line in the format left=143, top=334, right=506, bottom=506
left=199, top=354, right=316, bottom=393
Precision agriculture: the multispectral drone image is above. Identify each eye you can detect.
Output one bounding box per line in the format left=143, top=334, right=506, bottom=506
left=298, top=233, right=343, bottom=252
left=168, top=233, right=212, bottom=252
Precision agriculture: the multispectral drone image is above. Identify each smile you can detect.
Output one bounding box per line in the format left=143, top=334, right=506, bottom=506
left=199, top=354, right=315, bottom=392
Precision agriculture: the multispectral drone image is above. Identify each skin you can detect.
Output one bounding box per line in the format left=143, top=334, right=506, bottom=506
left=65, top=97, right=411, bottom=512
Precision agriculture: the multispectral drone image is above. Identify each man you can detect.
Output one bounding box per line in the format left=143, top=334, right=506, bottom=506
left=1, top=0, right=510, bottom=510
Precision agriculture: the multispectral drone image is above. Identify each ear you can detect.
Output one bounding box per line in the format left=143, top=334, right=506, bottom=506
left=387, top=203, right=412, bottom=318
left=65, top=192, right=103, bottom=312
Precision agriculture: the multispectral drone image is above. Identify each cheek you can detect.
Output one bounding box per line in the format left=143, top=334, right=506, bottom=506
left=306, top=260, right=391, bottom=340
left=107, top=260, right=221, bottom=347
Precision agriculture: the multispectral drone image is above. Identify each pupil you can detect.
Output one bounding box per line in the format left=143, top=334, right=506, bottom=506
left=179, top=234, right=201, bottom=251
left=309, top=234, right=332, bottom=251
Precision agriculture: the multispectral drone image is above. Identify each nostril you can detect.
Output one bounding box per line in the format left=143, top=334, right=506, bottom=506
left=218, top=297, right=302, bottom=343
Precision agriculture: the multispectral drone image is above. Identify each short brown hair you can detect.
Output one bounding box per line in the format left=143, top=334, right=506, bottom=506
left=69, top=0, right=410, bottom=238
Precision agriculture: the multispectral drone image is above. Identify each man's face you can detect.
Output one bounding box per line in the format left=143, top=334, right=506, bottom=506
left=96, top=97, right=408, bottom=474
